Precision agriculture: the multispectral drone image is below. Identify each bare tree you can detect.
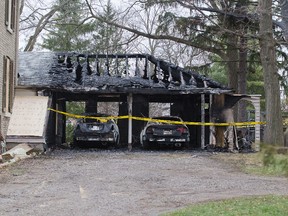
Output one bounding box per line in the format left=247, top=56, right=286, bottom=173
left=20, top=0, right=70, bottom=51
left=123, top=4, right=162, bottom=55
left=85, top=0, right=286, bottom=146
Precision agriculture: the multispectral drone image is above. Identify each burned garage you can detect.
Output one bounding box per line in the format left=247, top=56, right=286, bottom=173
left=6, top=52, right=261, bottom=151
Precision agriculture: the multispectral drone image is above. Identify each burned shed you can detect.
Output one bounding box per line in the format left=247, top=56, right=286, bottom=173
left=7, top=52, right=260, bottom=151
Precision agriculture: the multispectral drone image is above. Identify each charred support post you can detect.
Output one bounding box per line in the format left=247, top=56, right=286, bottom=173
left=128, top=93, right=133, bottom=150
left=85, top=98, right=98, bottom=113
left=55, top=99, right=66, bottom=145
left=213, top=94, right=225, bottom=148
left=135, top=56, right=140, bottom=76
left=143, top=55, right=148, bottom=79
left=95, top=55, right=100, bottom=76
left=104, top=54, right=110, bottom=76
left=201, top=94, right=205, bottom=149
left=75, top=56, right=83, bottom=84
left=46, top=94, right=57, bottom=149
left=118, top=96, right=128, bottom=144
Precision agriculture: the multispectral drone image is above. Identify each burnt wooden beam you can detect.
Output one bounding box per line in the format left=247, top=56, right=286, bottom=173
left=212, top=94, right=225, bottom=148
left=19, top=52, right=231, bottom=96
left=147, top=55, right=227, bottom=89
left=85, top=98, right=98, bottom=113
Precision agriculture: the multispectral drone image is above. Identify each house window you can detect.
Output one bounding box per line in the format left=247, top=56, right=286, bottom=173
left=2, top=56, right=14, bottom=113
left=5, top=0, right=16, bottom=33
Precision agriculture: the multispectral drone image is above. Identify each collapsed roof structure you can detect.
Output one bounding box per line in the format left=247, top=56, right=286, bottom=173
left=8, top=52, right=260, bottom=151
left=18, top=52, right=231, bottom=95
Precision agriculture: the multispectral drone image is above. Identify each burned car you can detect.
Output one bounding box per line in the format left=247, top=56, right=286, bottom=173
left=140, top=116, right=190, bottom=149
left=73, top=113, right=120, bottom=148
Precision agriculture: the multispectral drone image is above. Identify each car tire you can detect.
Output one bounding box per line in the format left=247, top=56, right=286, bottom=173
left=116, top=135, right=120, bottom=147
left=184, top=142, right=190, bottom=149
left=111, top=133, right=120, bottom=148
left=72, top=138, right=81, bottom=149
left=142, top=141, right=150, bottom=149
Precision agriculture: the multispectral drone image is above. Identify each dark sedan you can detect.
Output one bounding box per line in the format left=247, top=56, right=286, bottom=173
left=140, top=116, right=190, bottom=149
left=73, top=113, right=120, bottom=148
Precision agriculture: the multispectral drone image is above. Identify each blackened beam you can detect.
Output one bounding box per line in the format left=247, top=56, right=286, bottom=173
left=56, top=52, right=228, bottom=90
left=57, top=53, right=148, bottom=59
left=224, top=94, right=248, bottom=108
left=48, top=86, right=231, bottom=95
left=147, top=55, right=228, bottom=89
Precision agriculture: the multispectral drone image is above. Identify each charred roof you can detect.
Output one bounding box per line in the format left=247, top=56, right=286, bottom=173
left=18, top=52, right=231, bottom=95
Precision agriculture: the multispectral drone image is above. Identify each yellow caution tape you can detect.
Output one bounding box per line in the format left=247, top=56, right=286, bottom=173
left=48, top=108, right=266, bottom=127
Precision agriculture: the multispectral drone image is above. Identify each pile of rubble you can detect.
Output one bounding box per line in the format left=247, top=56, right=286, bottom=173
left=0, top=144, right=41, bottom=168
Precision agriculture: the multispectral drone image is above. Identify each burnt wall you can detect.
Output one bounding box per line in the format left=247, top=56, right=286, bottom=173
left=45, top=95, right=56, bottom=149
left=85, top=98, right=98, bottom=113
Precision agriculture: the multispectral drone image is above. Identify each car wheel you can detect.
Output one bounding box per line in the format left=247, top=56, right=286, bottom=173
left=72, top=138, right=81, bottom=149
left=116, top=135, right=120, bottom=147
left=184, top=142, right=190, bottom=149
left=142, top=141, right=150, bottom=149
left=111, top=133, right=120, bottom=148
left=174, top=143, right=183, bottom=150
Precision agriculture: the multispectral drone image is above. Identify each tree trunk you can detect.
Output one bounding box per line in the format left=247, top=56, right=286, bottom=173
left=237, top=36, right=248, bottom=123
left=226, top=34, right=239, bottom=91
left=259, top=0, right=284, bottom=146
left=226, top=33, right=239, bottom=121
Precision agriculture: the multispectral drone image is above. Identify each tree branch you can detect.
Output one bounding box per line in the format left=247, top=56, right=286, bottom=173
left=23, top=1, right=70, bottom=51
left=85, top=0, right=226, bottom=58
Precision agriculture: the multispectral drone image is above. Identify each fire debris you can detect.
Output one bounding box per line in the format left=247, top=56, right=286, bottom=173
left=18, top=52, right=231, bottom=95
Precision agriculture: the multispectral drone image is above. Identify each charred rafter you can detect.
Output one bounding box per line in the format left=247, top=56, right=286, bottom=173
left=18, top=52, right=230, bottom=95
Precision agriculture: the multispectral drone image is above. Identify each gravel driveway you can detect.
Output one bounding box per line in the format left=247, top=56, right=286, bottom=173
left=0, top=149, right=287, bottom=216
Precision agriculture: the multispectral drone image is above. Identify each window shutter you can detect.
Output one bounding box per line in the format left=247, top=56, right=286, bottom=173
left=11, top=0, right=16, bottom=31
left=2, top=56, right=7, bottom=113
left=5, top=0, right=9, bottom=26
left=8, top=59, right=14, bottom=113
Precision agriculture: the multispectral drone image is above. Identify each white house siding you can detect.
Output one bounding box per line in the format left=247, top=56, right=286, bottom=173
left=0, top=0, right=19, bottom=137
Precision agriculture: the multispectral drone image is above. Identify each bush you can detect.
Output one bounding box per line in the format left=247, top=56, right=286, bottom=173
left=66, top=123, right=75, bottom=144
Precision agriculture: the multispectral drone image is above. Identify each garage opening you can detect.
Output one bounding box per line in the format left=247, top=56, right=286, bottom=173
left=15, top=52, right=262, bottom=151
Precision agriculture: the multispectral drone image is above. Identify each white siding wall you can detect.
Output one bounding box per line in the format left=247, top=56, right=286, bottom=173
left=0, top=0, right=19, bottom=136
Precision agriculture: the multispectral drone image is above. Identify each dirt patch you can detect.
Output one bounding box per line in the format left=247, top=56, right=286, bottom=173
left=0, top=149, right=287, bottom=216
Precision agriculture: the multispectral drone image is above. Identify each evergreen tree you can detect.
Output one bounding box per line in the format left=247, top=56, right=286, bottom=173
left=41, top=0, right=96, bottom=52
left=90, top=0, right=124, bottom=54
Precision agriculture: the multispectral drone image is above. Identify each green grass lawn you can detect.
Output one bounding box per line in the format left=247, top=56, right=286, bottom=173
left=162, top=147, right=288, bottom=216
left=162, top=195, right=288, bottom=216
left=211, top=146, right=288, bottom=177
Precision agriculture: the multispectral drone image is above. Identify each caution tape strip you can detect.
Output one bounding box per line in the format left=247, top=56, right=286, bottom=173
left=48, top=108, right=266, bottom=127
